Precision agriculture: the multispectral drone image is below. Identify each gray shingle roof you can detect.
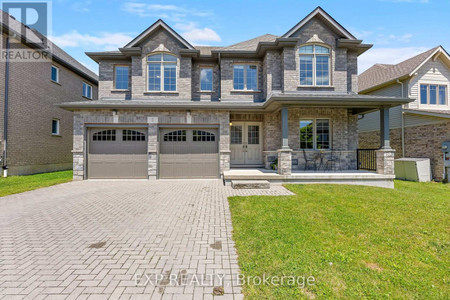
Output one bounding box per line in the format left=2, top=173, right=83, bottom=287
left=1, top=9, right=98, bottom=83
left=222, top=34, right=278, bottom=51
left=194, top=46, right=221, bottom=56
left=359, top=47, right=439, bottom=93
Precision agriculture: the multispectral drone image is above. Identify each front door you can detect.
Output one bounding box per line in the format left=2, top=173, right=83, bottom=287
left=230, top=122, right=263, bottom=166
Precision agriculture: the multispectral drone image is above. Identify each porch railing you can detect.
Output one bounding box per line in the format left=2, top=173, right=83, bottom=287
left=357, top=149, right=377, bottom=171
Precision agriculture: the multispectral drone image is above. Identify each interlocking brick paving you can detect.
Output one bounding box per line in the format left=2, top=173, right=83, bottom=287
left=0, top=180, right=292, bottom=299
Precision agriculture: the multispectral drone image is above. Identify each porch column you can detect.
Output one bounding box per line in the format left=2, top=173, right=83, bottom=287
left=380, top=107, right=390, bottom=149
left=277, top=106, right=292, bottom=175
left=376, top=107, right=395, bottom=175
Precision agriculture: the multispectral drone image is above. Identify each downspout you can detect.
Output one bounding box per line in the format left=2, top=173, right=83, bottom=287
left=217, top=52, right=221, bottom=101
left=2, top=36, right=10, bottom=177
left=396, top=79, right=405, bottom=158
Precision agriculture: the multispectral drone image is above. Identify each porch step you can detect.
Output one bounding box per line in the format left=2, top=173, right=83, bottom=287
left=231, top=180, right=270, bottom=189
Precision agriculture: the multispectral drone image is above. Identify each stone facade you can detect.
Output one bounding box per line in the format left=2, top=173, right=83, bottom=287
left=359, top=121, right=450, bottom=180
left=376, top=148, right=395, bottom=175
left=74, top=11, right=375, bottom=180
left=0, top=33, right=98, bottom=176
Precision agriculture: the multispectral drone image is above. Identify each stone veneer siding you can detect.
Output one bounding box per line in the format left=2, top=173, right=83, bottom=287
left=73, top=110, right=230, bottom=180
left=359, top=121, right=450, bottom=180
left=263, top=107, right=359, bottom=170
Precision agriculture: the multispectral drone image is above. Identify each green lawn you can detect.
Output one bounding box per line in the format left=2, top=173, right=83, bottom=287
left=0, top=170, right=73, bottom=197
left=229, top=181, right=449, bottom=299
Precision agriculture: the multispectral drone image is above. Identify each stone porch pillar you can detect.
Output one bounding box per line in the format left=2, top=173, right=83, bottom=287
left=376, top=107, right=395, bottom=175
left=277, top=106, right=292, bottom=175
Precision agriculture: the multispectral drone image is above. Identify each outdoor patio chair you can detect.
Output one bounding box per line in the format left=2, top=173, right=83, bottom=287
left=302, top=149, right=316, bottom=171
left=325, top=150, right=341, bottom=171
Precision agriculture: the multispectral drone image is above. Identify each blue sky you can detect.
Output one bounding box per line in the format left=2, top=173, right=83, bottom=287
left=13, top=0, right=450, bottom=74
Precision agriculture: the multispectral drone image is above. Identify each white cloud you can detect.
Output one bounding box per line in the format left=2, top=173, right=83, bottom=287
left=122, top=2, right=212, bottom=21
left=52, top=31, right=134, bottom=50
left=358, top=47, right=429, bottom=73
left=174, top=22, right=221, bottom=44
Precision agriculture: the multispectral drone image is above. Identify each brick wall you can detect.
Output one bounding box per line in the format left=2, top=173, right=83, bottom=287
left=0, top=34, right=98, bottom=175
left=358, top=121, right=450, bottom=180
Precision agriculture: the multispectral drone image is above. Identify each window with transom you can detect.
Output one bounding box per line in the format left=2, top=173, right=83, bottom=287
left=147, top=53, right=177, bottom=92
left=299, top=44, right=331, bottom=86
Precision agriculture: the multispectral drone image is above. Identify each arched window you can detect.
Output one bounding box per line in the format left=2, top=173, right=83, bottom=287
left=147, top=53, right=177, bottom=92
left=122, top=130, right=146, bottom=141
left=299, top=44, right=330, bottom=86
left=93, top=129, right=116, bottom=141
left=163, top=130, right=186, bottom=142
left=193, top=130, right=215, bottom=142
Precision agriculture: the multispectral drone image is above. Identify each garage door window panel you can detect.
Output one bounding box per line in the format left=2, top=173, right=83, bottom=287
left=123, top=130, right=146, bottom=141
left=193, top=130, right=215, bottom=142
left=93, top=129, right=116, bottom=141
left=163, top=130, right=186, bottom=142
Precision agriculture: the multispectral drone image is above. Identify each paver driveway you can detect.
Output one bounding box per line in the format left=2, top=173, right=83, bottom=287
left=0, top=180, right=292, bottom=300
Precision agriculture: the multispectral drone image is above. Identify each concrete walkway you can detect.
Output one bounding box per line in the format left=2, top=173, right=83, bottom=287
left=0, top=180, right=292, bottom=300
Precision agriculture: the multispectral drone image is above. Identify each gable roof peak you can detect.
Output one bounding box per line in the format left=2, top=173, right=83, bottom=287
left=359, top=46, right=450, bottom=93
left=124, top=18, right=194, bottom=50
left=282, top=6, right=356, bottom=40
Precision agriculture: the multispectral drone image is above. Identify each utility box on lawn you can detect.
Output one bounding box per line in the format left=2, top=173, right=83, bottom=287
left=394, top=158, right=431, bottom=182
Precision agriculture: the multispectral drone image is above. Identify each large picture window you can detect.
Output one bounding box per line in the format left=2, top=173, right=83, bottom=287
left=299, top=119, right=330, bottom=150
left=147, top=53, right=177, bottom=92
left=233, top=65, right=258, bottom=90
left=299, top=44, right=330, bottom=86
left=420, top=84, right=447, bottom=105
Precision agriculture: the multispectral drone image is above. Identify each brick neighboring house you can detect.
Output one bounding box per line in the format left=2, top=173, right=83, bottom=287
left=0, top=10, right=98, bottom=175
left=358, top=46, right=450, bottom=180
left=60, top=7, right=411, bottom=188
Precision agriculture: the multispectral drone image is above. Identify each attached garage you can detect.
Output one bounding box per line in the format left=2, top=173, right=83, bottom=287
left=159, top=128, right=219, bottom=179
left=87, top=128, right=148, bottom=179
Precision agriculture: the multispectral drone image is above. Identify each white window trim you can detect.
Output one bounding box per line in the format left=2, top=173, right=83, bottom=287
left=52, top=119, right=60, bottom=136
left=146, top=52, right=178, bottom=92
left=113, top=65, right=130, bottom=91
left=298, top=44, right=331, bottom=87
left=199, top=67, right=214, bottom=92
left=232, top=64, right=259, bottom=91
left=82, top=82, right=93, bottom=99
left=299, top=118, right=332, bottom=150
left=51, top=65, right=59, bottom=83
left=418, top=82, right=449, bottom=108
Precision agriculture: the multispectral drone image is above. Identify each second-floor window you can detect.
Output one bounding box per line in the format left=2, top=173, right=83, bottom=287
left=147, top=53, right=177, bottom=92
left=233, top=65, right=258, bottom=91
left=83, top=82, right=92, bottom=99
left=420, top=84, right=447, bottom=105
left=51, top=65, right=59, bottom=83
left=114, top=65, right=129, bottom=90
left=299, top=44, right=330, bottom=86
left=200, top=68, right=213, bottom=91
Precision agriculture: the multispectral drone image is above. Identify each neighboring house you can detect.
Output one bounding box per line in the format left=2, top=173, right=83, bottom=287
left=0, top=10, right=98, bottom=175
left=60, top=7, right=410, bottom=186
left=358, top=46, right=450, bottom=180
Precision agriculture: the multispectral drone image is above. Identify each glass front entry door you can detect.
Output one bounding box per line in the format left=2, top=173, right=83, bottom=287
left=230, top=122, right=263, bottom=165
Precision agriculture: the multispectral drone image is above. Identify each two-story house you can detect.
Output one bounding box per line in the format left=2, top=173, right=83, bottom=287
left=1, top=10, right=98, bottom=176
left=60, top=7, right=411, bottom=188
left=358, top=46, right=450, bottom=181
